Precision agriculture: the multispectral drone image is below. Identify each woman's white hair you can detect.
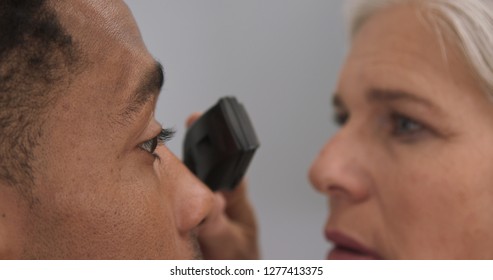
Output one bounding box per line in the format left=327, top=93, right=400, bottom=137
left=346, top=0, right=493, bottom=96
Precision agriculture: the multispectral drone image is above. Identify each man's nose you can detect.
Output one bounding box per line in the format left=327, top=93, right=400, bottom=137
left=165, top=152, right=215, bottom=234
left=308, top=128, right=372, bottom=203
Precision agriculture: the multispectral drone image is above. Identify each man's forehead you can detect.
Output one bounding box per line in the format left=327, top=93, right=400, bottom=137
left=47, top=0, right=160, bottom=124
left=51, top=0, right=145, bottom=50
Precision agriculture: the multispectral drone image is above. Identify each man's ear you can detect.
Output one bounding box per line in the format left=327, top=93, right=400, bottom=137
left=0, top=184, right=26, bottom=259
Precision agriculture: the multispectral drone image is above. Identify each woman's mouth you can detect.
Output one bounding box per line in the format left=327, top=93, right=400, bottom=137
left=326, top=230, right=382, bottom=260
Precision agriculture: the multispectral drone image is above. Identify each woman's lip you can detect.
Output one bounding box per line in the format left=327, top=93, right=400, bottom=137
left=325, top=230, right=381, bottom=260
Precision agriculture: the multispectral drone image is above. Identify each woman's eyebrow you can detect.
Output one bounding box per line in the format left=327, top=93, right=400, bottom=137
left=119, top=61, right=165, bottom=123
left=367, top=88, right=436, bottom=110
left=332, top=88, right=443, bottom=117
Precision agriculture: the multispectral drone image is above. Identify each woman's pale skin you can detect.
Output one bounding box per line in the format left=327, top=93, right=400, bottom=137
left=309, top=3, right=493, bottom=259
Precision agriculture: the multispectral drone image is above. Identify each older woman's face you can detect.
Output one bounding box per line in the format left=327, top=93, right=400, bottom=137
left=309, top=4, right=493, bottom=259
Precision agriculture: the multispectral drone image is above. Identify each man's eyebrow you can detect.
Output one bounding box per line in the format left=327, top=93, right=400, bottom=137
left=120, top=61, right=165, bottom=122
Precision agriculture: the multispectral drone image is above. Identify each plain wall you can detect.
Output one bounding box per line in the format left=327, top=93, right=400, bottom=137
left=124, top=0, right=347, bottom=259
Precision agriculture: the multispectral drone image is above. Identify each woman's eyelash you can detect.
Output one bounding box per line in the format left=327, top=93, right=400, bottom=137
left=139, top=128, right=176, bottom=155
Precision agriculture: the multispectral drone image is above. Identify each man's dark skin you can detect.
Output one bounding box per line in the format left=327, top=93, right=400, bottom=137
left=0, top=0, right=258, bottom=259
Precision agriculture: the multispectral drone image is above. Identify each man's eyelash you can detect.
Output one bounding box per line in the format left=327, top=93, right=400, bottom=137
left=157, top=128, right=176, bottom=145
left=139, top=128, right=176, bottom=155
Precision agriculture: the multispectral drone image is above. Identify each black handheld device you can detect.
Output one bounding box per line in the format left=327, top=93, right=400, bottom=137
left=183, top=97, right=260, bottom=191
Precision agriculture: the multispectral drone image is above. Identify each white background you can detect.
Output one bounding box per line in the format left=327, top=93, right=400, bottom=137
left=124, top=0, right=348, bottom=259
left=4, top=261, right=493, bottom=280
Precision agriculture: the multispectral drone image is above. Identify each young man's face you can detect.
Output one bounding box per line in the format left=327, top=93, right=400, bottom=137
left=1, top=0, right=215, bottom=259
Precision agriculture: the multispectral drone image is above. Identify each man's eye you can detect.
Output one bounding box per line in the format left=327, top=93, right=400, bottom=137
left=139, top=128, right=176, bottom=154
left=390, top=113, right=424, bottom=137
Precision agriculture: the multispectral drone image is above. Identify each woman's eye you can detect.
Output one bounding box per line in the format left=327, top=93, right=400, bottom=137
left=139, top=128, right=176, bottom=155
left=391, top=113, right=424, bottom=136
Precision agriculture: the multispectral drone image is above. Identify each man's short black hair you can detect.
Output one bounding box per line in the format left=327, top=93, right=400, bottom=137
left=0, top=0, right=81, bottom=194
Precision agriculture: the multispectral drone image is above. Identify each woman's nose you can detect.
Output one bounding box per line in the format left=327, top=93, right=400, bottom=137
left=308, top=129, right=372, bottom=203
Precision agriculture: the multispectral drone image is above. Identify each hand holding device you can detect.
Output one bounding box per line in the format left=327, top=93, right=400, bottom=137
left=183, top=97, right=260, bottom=191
